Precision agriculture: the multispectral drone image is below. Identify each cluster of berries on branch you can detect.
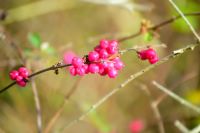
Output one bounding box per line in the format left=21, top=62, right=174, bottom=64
left=69, top=39, right=124, bottom=78
left=9, top=67, right=29, bottom=87
left=137, top=48, right=159, bottom=64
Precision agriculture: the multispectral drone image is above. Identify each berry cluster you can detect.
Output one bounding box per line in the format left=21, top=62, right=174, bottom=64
left=137, top=48, right=159, bottom=64
left=69, top=40, right=124, bottom=78
left=9, top=67, right=29, bottom=87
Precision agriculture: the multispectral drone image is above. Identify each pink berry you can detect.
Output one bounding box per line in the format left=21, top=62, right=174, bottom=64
left=83, top=64, right=89, bottom=74
left=69, top=66, right=76, bottom=76
left=109, top=40, right=118, bottom=47
left=107, top=46, right=117, bottom=54
left=99, top=49, right=109, bottom=59
left=94, top=45, right=101, bottom=52
left=89, top=64, right=99, bottom=73
left=149, top=56, right=159, bottom=64
left=114, top=60, right=124, bottom=70
left=107, top=62, right=114, bottom=69
left=145, top=48, right=157, bottom=59
left=17, top=81, right=26, bottom=87
left=100, top=39, right=109, bottom=49
left=88, top=51, right=99, bottom=62
left=108, top=68, right=118, bottom=78
left=138, top=50, right=147, bottom=60
left=72, top=57, right=83, bottom=67
left=16, top=76, right=23, bottom=82
left=9, top=70, right=19, bottom=80
left=18, top=67, right=28, bottom=73
left=76, top=67, right=86, bottom=76
left=129, top=120, right=144, bottom=133
left=19, top=71, right=29, bottom=78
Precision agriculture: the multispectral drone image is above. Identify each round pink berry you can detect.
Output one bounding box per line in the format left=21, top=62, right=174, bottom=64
left=114, top=60, right=124, bottom=70
left=107, top=62, right=114, bottom=69
left=94, top=45, right=101, bottom=52
left=18, top=67, right=28, bottom=73
left=88, top=51, right=99, bottom=62
left=9, top=70, right=19, bottom=80
left=17, top=80, right=26, bottom=87
left=72, top=57, right=84, bottom=67
left=69, top=66, right=76, bottom=76
left=145, top=48, right=157, bottom=59
left=16, top=76, right=23, bottom=82
left=99, top=49, right=109, bottom=59
left=88, top=64, right=99, bottom=73
left=83, top=64, right=89, bottom=74
left=107, top=46, right=117, bottom=54
left=109, top=40, right=118, bottom=47
left=19, top=71, right=29, bottom=78
left=129, top=120, right=144, bottom=133
left=76, top=67, right=86, bottom=76
left=108, top=68, right=118, bottom=78
left=149, top=56, right=159, bottom=64
left=138, top=50, right=147, bottom=60
left=100, top=39, right=109, bottom=49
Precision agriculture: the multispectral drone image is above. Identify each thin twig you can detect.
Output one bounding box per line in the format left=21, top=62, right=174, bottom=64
left=44, top=78, right=82, bottom=133
left=168, top=0, right=200, bottom=42
left=31, top=79, right=42, bottom=133
left=118, top=12, right=200, bottom=42
left=174, top=120, right=189, bottom=133
left=190, top=125, right=200, bottom=133
left=58, top=42, right=199, bottom=132
left=152, top=81, right=200, bottom=114
left=140, top=85, right=165, bottom=133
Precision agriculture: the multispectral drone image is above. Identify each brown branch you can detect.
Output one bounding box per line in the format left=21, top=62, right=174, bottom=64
left=118, top=12, right=200, bottom=42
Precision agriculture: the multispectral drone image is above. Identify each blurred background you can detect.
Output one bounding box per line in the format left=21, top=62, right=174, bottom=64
left=0, top=0, right=200, bottom=133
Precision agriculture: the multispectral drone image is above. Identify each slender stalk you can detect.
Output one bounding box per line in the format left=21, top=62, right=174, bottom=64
left=31, top=80, right=42, bottom=133
left=152, top=81, right=200, bottom=114
left=174, top=120, right=189, bottom=133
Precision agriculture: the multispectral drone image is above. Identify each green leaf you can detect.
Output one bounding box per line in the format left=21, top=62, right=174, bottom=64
left=28, top=32, right=42, bottom=48
left=143, top=32, right=153, bottom=42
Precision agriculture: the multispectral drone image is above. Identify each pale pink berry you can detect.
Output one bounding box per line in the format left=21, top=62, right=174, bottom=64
left=9, top=70, right=19, bottom=80
left=88, top=51, right=99, bottom=62
left=109, top=40, right=118, bottom=47
left=107, top=46, right=117, bottom=54
left=114, top=60, right=124, bottom=70
left=107, top=62, right=114, bottom=69
left=99, top=49, right=109, bottom=59
left=129, top=120, right=144, bottom=133
left=69, top=66, right=76, bottom=76
left=108, top=68, right=118, bottom=78
left=16, top=76, right=23, bottom=82
left=17, top=81, right=26, bottom=87
left=149, top=56, right=159, bottom=64
left=89, top=64, right=99, bottom=73
left=100, top=39, right=109, bottom=49
left=72, top=57, right=83, bottom=67
left=18, top=67, right=28, bottom=73
left=63, top=51, right=76, bottom=64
